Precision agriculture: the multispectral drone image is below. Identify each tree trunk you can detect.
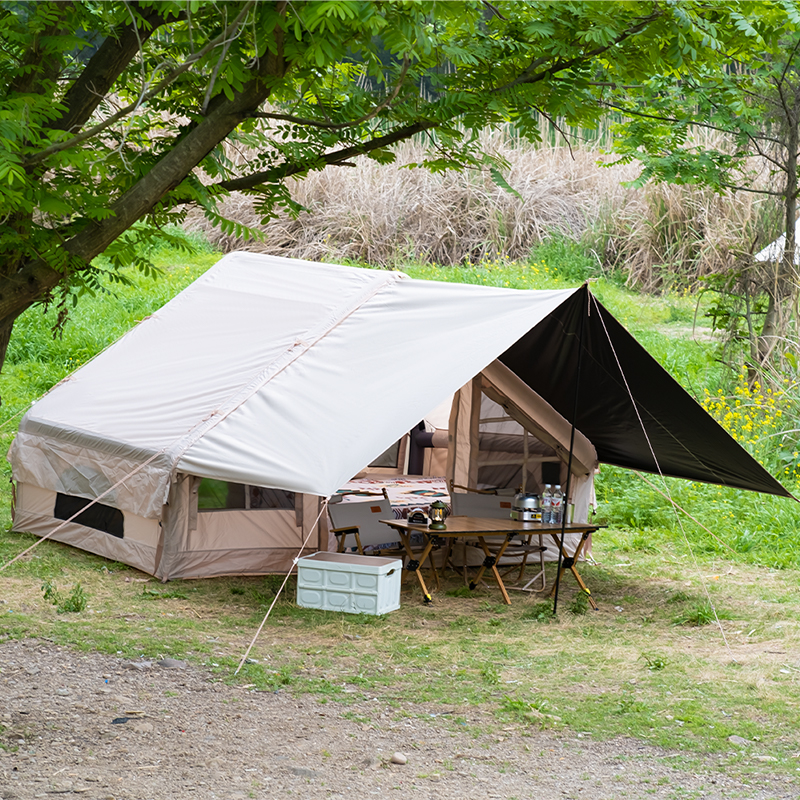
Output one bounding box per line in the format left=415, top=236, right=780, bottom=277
left=760, top=90, right=799, bottom=365
left=0, top=5, right=289, bottom=376
left=0, top=312, right=20, bottom=405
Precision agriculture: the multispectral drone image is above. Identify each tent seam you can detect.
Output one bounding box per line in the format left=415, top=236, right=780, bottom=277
left=165, top=270, right=408, bottom=473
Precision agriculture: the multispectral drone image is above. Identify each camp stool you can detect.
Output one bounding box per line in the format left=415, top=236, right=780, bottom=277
left=450, top=488, right=547, bottom=591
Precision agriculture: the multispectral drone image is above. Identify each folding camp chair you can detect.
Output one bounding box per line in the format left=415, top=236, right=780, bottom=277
left=450, top=487, right=547, bottom=591
left=327, top=491, right=438, bottom=587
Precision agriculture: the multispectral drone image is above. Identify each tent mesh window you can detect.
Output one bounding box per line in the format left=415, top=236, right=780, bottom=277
left=53, top=493, right=124, bottom=538
left=477, top=394, right=561, bottom=492
left=369, top=440, right=401, bottom=468
left=198, top=479, right=295, bottom=511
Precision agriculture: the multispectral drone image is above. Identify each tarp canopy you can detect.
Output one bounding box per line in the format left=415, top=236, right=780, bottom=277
left=11, top=254, right=575, bottom=514
left=9, top=254, right=790, bottom=518
left=501, top=285, right=790, bottom=497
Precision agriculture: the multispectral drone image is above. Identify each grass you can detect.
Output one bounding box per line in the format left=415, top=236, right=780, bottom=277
left=3, top=538, right=800, bottom=784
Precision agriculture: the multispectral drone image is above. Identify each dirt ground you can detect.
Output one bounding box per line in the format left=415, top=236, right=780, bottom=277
left=1, top=639, right=796, bottom=800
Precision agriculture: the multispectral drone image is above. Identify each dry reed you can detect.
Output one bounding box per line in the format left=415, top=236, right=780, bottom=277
left=185, top=129, right=779, bottom=289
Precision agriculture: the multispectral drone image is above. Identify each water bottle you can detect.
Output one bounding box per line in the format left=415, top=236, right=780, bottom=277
left=551, top=484, right=564, bottom=525
left=541, top=484, right=552, bottom=524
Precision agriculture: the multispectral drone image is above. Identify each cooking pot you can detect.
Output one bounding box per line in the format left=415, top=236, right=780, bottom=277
left=510, top=492, right=541, bottom=522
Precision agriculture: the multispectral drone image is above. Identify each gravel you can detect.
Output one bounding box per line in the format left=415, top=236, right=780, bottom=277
left=1, top=639, right=796, bottom=799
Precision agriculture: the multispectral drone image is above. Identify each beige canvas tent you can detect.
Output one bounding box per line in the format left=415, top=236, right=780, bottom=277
left=7, top=253, right=788, bottom=580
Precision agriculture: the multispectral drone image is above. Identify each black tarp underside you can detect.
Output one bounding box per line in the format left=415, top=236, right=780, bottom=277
left=499, top=285, right=791, bottom=499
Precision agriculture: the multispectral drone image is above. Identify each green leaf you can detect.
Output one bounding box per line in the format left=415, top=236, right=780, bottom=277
left=489, top=167, right=522, bottom=200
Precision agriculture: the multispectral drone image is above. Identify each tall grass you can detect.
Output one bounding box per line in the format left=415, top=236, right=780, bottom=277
left=186, top=129, right=779, bottom=293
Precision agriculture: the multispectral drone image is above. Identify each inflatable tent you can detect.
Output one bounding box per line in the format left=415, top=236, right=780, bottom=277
left=8, top=253, right=789, bottom=579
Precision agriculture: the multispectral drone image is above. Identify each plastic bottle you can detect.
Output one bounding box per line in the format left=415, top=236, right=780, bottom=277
left=541, top=484, right=552, bottom=524
left=551, top=484, right=564, bottom=525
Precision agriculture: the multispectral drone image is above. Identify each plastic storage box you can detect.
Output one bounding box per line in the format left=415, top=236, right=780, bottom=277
left=296, top=551, right=402, bottom=615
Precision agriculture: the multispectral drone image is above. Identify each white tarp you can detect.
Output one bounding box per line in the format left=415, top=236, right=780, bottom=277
left=10, top=253, right=576, bottom=514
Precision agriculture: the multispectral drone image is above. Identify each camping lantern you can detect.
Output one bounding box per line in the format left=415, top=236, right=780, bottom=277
left=429, top=500, right=448, bottom=530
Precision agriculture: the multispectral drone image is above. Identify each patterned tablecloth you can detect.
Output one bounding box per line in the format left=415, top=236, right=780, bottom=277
left=334, top=476, right=450, bottom=518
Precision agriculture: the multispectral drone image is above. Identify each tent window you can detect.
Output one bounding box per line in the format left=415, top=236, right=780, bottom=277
left=54, top=493, right=124, bottom=538
left=249, top=486, right=295, bottom=509
left=370, top=441, right=400, bottom=468
left=476, top=393, right=560, bottom=492
left=198, top=479, right=246, bottom=509
left=198, top=479, right=295, bottom=511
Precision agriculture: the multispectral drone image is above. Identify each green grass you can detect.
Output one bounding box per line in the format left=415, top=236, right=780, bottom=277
left=4, top=546, right=800, bottom=781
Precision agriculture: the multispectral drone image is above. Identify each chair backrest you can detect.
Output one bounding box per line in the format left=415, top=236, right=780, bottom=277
left=451, top=491, right=513, bottom=519
left=328, top=497, right=396, bottom=547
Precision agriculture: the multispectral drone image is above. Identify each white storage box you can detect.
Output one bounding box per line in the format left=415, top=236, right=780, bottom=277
left=296, top=552, right=402, bottom=615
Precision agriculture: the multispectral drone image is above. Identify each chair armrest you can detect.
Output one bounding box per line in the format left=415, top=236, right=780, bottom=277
left=331, top=525, right=359, bottom=537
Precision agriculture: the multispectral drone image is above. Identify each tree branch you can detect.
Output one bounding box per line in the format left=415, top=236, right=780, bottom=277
left=23, top=0, right=257, bottom=167
left=601, top=99, right=782, bottom=145
left=491, top=10, right=663, bottom=95
left=0, top=4, right=290, bottom=325
left=719, top=182, right=787, bottom=197
left=252, top=57, right=411, bottom=131
left=50, top=1, right=178, bottom=136
left=748, top=135, right=787, bottom=174
left=8, top=1, right=74, bottom=96
left=213, top=119, right=436, bottom=193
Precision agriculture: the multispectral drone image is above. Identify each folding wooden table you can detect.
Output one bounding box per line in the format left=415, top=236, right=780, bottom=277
left=381, top=517, right=600, bottom=606
left=534, top=522, right=601, bottom=610
left=381, top=515, right=543, bottom=605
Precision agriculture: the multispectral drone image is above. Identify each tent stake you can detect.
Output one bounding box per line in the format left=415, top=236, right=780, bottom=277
left=553, top=285, right=588, bottom=616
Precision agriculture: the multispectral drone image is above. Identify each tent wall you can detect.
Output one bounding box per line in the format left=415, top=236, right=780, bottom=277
left=446, top=367, right=598, bottom=562
left=12, top=477, right=328, bottom=581
left=12, top=482, right=162, bottom=575
left=156, top=476, right=326, bottom=580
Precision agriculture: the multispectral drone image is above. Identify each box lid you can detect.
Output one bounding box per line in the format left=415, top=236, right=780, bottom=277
left=298, top=551, right=402, bottom=570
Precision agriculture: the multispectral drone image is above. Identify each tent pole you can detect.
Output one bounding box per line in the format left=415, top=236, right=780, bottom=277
left=553, top=285, right=588, bottom=615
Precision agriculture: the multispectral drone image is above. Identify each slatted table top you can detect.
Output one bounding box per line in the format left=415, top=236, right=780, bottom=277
left=380, top=516, right=599, bottom=535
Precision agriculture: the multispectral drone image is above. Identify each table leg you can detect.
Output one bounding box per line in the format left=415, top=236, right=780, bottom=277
left=548, top=531, right=598, bottom=610
left=397, top=530, right=435, bottom=604
left=469, top=535, right=513, bottom=605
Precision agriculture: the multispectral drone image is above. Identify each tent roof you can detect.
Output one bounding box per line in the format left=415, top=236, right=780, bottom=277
left=18, top=254, right=575, bottom=498
left=14, top=254, right=790, bottom=501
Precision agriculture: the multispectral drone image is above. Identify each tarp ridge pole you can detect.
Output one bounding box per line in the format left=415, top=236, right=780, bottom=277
left=553, top=284, right=589, bottom=615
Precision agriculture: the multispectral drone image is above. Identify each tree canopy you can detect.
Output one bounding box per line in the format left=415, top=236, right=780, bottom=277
left=0, top=0, right=755, bottom=375
left=607, top=2, right=800, bottom=370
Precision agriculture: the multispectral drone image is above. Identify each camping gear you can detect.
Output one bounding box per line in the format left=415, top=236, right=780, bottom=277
left=407, top=509, right=428, bottom=526
left=381, top=516, right=594, bottom=605
left=296, top=552, right=402, bottom=615
left=328, top=491, right=398, bottom=555
left=428, top=500, right=448, bottom=530
left=510, top=492, right=541, bottom=522
left=7, top=253, right=790, bottom=580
